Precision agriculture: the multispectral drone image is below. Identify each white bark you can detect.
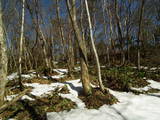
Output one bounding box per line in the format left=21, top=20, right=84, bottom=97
left=84, top=0, right=105, bottom=91
left=18, top=0, right=25, bottom=89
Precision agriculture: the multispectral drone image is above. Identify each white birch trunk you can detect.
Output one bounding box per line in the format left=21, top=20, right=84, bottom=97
left=84, top=0, right=105, bottom=91
left=18, top=0, right=25, bottom=90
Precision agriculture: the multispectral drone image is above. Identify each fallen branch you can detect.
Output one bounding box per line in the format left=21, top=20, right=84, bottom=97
left=0, top=88, right=31, bottom=113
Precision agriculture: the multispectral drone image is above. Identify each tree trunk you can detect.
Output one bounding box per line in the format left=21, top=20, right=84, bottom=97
left=18, top=0, right=25, bottom=90
left=56, top=0, right=66, bottom=61
left=66, top=0, right=92, bottom=95
left=103, top=0, right=111, bottom=66
left=0, top=1, right=8, bottom=107
left=67, top=30, right=75, bottom=77
left=106, top=1, right=116, bottom=64
left=137, top=0, right=145, bottom=70
left=84, top=0, right=105, bottom=92
left=39, top=27, right=50, bottom=68
left=114, top=0, right=125, bottom=66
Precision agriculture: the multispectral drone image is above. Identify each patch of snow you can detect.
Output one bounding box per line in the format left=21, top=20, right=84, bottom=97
left=143, top=77, right=147, bottom=80
left=7, top=73, right=18, bottom=80
left=6, top=94, right=34, bottom=101
left=74, top=67, right=81, bottom=71
left=47, top=79, right=160, bottom=120
left=150, top=67, right=157, bottom=71
left=6, top=94, right=18, bottom=101
left=24, top=79, right=85, bottom=108
left=101, top=66, right=106, bottom=68
left=7, top=68, right=160, bottom=120
left=59, top=80, right=85, bottom=108
left=21, top=74, right=36, bottom=79
left=42, top=76, right=48, bottom=79
left=53, top=61, right=58, bottom=65
left=24, top=83, right=60, bottom=97
left=47, top=90, right=160, bottom=120
left=53, top=69, right=68, bottom=74
left=131, top=80, right=160, bottom=92
left=7, top=73, right=36, bottom=81
left=132, top=66, right=149, bottom=70
left=22, top=95, right=34, bottom=101
left=51, top=75, right=65, bottom=79
left=132, top=66, right=137, bottom=69
left=140, top=66, right=148, bottom=70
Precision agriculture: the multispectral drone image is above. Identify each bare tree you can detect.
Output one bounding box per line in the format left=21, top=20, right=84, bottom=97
left=66, top=0, right=92, bottom=95
left=103, top=0, right=110, bottom=66
left=18, top=0, right=25, bottom=90
left=106, top=1, right=116, bottom=64
left=114, top=0, right=125, bottom=66
left=56, top=0, right=65, bottom=60
left=137, top=0, right=145, bottom=70
left=0, top=0, right=8, bottom=106
left=84, top=0, right=105, bottom=92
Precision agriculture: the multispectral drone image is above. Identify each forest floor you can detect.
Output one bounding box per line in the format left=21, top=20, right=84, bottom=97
left=1, top=66, right=160, bottom=120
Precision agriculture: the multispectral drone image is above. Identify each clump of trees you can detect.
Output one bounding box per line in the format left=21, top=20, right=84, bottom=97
left=1, top=0, right=160, bottom=106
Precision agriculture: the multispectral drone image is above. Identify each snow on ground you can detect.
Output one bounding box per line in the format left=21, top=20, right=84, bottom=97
left=59, top=80, right=85, bottom=109
left=7, top=73, right=18, bottom=80
left=7, top=72, right=36, bottom=81
left=53, top=69, right=68, bottom=75
left=74, top=66, right=81, bottom=71
left=131, top=80, right=160, bottom=93
left=7, top=68, right=160, bottom=120
left=24, top=79, right=85, bottom=108
left=47, top=79, right=160, bottom=120
left=6, top=94, right=34, bottom=101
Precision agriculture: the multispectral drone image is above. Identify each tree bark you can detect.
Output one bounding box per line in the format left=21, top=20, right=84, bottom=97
left=18, top=0, right=25, bottom=90
left=103, top=0, right=111, bottom=66
left=137, top=0, right=145, bottom=70
left=0, top=1, right=8, bottom=107
left=114, top=0, right=125, bottom=66
left=106, top=1, right=116, bottom=64
left=66, top=0, right=92, bottom=95
left=56, top=0, right=66, bottom=61
left=39, top=27, right=50, bottom=68
left=84, top=0, right=105, bottom=92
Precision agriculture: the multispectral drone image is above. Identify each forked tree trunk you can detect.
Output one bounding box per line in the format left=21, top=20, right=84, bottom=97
left=66, top=0, right=92, bottom=95
left=0, top=0, right=8, bottom=107
left=84, top=0, right=105, bottom=92
left=18, top=0, right=25, bottom=90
